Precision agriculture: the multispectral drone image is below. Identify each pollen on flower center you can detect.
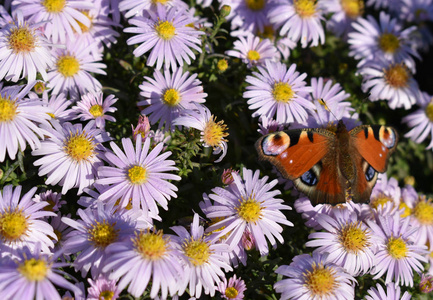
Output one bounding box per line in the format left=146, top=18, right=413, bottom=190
left=257, top=25, right=275, bottom=40
left=0, top=96, right=18, bottom=123
left=18, top=258, right=48, bottom=281
left=304, top=263, right=338, bottom=296
left=128, top=165, right=147, bottom=185
left=247, top=50, right=261, bottom=61
left=155, top=21, right=176, bottom=40
left=225, top=286, right=239, bottom=298
left=425, top=101, right=433, bottom=122
left=387, top=236, right=407, bottom=259
left=57, top=55, right=80, bottom=77
left=151, top=0, right=170, bottom=4
left=203, top=116, right=229, bottom=149
left=88, top=220, right=119, bottom=248
left=413, top=199, right=433, bottom=225
left=64, top=132, right=95, bottom=161
left=339, top=222, right=369, bottom=253
left=236, top=196, right=262, bottom=223
left=384, top=63, right=410, bottom=88
left=8, top=27, right=36, bottom=53
left=183, top=237, right=211, bottom=266
left=0, top=208, right=28, bottom=242
left=162, top=88, right=181, bottom=106
left=89, top=104, right=104, bottom=117
left=100, top=291, right=115, bottom=300
left=294, top=0, right=317, bottom=17
left=273, top=82, right=294, bottom=103
left=134, top=230, right=167, bottom=260
left=43, top=0, right=66, bottom=13
left=379, top=33, right=400, bottom=54
left=370, top=193, right=393, bottom=209
left=399, top=202, right=412, bottom=218
left=341, top=0, right=364, bottom=18
left=245, top=0, right=265, bottom=11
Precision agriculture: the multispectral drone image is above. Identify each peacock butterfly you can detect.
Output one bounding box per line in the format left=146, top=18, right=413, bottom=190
left=255, top=119, right=398, bottom=205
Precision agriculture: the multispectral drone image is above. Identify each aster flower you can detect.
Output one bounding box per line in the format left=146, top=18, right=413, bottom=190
left=400, top=0, right=433, bottom=52
left=171, top=213, right=232, bottom=298
left=257, top=115, right=285, bottom=135
left=274, top=252, right=356, bottom=299
left=365, top=282, right=412, bottom=300
left=138, top=68, right=207, bottom=131
left=103, top=227, right=184, bottom=298
left=226, top=34, right=278, bottom=68
left=132, top=114, right=151, bottom=141
left=368, top=174, right=401, bottom=216
left=87, top=275, right=121, bottom=300
left=32, top=120, right=109, bottom=195
left=0, top=82, right=51, bottom=162
left=366, top=213, right=428, bottom=286
left=33, top=190, right=66, bottom=213
left=402, top=195, right=433, bottom=247
left=204, top=168, right=293, bottom=255
left=14, top=0, right=93, bottom=44
left=119, top=0, right=188, bottom=19
left=73, top=92, right=117, bottom=129
left=217, top=275, right=246, bottom=300
left=0, top=11, right=55, bottom=83
left=0, top=185, right=56, bottom=256
left=0, top=243, right=82, bottom=300
left=419, top=273, right=433, bottom=293
left=34, top=91, right=76, bottom=124
left=173, top=104, right=229, bottom=163
left=243, top=60, right=315, bottom=125
left=124, top=5, right=204, bottom=70
left=96, top=135, right=181, bottom=217
left=221, top=168, right=239, bottom=185
left=319, top=0, right=364, bottom=38
left=403, top=91, right=433, bottom=149
left=268, top=0, right=325, bottom=48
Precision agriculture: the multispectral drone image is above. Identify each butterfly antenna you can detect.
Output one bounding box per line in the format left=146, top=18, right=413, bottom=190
left=318, top=98, right=338, bottom=122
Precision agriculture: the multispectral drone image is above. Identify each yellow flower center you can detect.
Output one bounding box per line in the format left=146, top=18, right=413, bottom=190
left=34, top=81, right=46, bottom=94
left=245, top=0, right=265, bottom=11
left=57, top=55, right=80, bottom=77
left=43, top=0, right=65, bottom=13
left=183, top=237, right=211, bottom=266
left=155, top=21, right=176, bottom=40
left=273, top=82, right=294, bottom=103
left=162, top=88, right=181, bottom=106
left=64, top=131, right=95, bottom=161
left=257, top=25, right=275, bottom=40
left=370, top=193, right=393, bottom=209
left=339, top=222, right=369, bottom=253
left=89, top=104, right=104, bottom=118
left=88, top=220, right=119, bottom=248
left=0, top=96, right=18, bottom=123
left=76, top=10, right=92, bottom=33
left=294, top=0, right=317, bottom=17
left=341, top=0, right=364, bottom=18
left=0, top=208, right=28, bottom=242
left=128, top=165, right=147, bottom=185
left=304, top=262, right=338, bottom=296
left=47, top=112, right=56, bottom=119
left=133, top=230, right=167, bottom=260
left=399, top=202, right=412, bottom=218
left=225, top=286, right=239, bottom=298
left=425, top=101, right=433, bottom=122
left=384, top=63, right=410, bottom=88
left=8, top=26, right=36, bottom=53
left=217, top=59, right=228, bottom=72
left=18, top=258, right=48, bottom=281
left=379, top=33, right=400, bottom=54
left=236, top=196, right=262, bottom=223
left=100, top=290, right=115, bottom=300
left=203, top=116, right=229, bottom=149
left=412, top=199, right=433, bottom=225
left=387, top=236, right=407, bottom=259
left=247, top=50, right=261, bottom=61
left=151, top=0, right=170, bottom=4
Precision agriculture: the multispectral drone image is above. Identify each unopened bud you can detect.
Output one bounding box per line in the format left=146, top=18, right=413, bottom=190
left=220, top=5, right=231, bottom=18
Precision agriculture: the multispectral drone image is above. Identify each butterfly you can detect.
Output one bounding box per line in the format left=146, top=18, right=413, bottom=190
left=255, top=120, right=398, bottom=205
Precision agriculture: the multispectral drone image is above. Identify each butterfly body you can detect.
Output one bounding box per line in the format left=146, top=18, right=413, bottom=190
left=256, top=120, right=398, bottom=205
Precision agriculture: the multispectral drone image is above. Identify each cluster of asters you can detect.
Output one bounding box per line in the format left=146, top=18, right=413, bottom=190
left=0, top=0, right=432, bottom=298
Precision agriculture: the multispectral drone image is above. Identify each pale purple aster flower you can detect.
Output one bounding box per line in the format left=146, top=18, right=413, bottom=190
left=32, top=120, right=109, bottom=195
left=365, top=282, right=412, bottom=300
left=73, top=92, right=117, bottom=129
left=96, top=135, right=181, bottom=217
left=274, top=252, right=356, bottom=299
left=47, top=40, right=107, bottom=97
left=49, top=213, right=73, bottom=253
left=119, top=0, right=188, bottom=19
left=268, top=0, right=325, bottom=48
left=366, top=213, right=428, bottom=286
left=217, top=274, right=246, bottom=300
left=359, top=58, right=420, bottom=110
left=419, top=273, right=433, bottom=293
left=401, top=195, right=433, bottom=248
left=138, top=68, right=207, bottom=131
left=148, top=129, right=171, bottom=148
left=306, top=209, right=377, bottom=276
left=319, top=0, right=364, bottom=38
left=0, top=185, right=56, bottom=256
left=87, top=274, right=121, bottom=300
left=33, top=190, right=66, bottom=213
left=0, top=11, right=55, bottom=83
left=61, top=203, right=143, bottom=277
left=0, top=243, right=82, bottom=300
left=14, top=0, right=93, bottom=44
left=257, top=115, right=284, bottom=135
left=243, top=60, right=315, bottom=125
left=124, top=5, right=204, bottom=70
left=103, top=227, right=184, bottom=298
left=226, top=34, right=278, bottom=68
left=173, top=104, right=229, bottom=163
left=368, top=173, right=401, bottom=216
left=204, top=168, right=293, bottom=255
left=132, top=114, right=151, bottom=141
left=348, top=12, right=420, bottom=72
left=403, top=91, right=433, bottom=149
left=34, top=91, right=76, bottom=124
left=400, top=0, right=433, bottom=52
left=171, top=213, right=232, bottom=298
left=0, top=82, right=50, bottom=162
